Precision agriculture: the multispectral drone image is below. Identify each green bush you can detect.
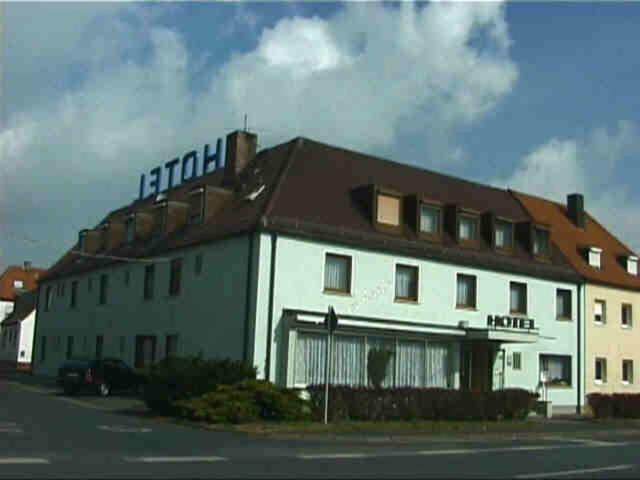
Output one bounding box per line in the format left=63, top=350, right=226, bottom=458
left=367, top=349, right=394, bottom=389
left=175, top=380, right=311, bottom=424
left=307, top=385, right=537, bottom=422
left=142, top=356, right=257, bottom=414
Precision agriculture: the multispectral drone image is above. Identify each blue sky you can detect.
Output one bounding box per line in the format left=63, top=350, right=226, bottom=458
left=2, top=1, right=640, bottom=271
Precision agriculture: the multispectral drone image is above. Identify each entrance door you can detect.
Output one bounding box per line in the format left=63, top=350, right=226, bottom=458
left=471, top=343, right=492, bottom=392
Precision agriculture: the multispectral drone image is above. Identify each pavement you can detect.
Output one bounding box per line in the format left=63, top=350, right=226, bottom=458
left=2, top=372, right=640, bottom=478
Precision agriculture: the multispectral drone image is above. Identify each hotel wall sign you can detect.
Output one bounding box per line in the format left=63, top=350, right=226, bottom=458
left=487, top=315, right=535, bottom=330
left=138, top=139, right=223, bottom=200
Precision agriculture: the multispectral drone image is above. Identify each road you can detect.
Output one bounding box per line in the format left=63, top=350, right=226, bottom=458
left=2, top=377, right=640, bottom=478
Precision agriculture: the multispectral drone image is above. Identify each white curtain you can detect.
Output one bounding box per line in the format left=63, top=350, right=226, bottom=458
left=325, top=255, right=348, bottom=291
left=295, top=331, right=327, bottom=386
left=459, top=217, right=476, bottom=240
left=331, top=335, right=365, bottom=386
left=495, top=222, right=511, bottom=247
left=395, top=266, right=415, bottom=299
left=510, top=284, right=524, bottom=312
left=543, top=356, right=567, bottom=382
left=426, top=343, right=450, bottom=387
left=397, top=340, right=426, bottom=387
left=420, top=206, right=439, bottom=233
left=457, top=275, right=474, bottom=306
left=367, top=337, right=396, bottom=387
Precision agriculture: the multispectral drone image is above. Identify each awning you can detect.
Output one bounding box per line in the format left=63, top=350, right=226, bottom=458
left=465, top=327, right=539, bottom=344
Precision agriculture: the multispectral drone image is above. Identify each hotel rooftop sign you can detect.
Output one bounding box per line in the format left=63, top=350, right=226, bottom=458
left=138, top=138, right=223, bottom=200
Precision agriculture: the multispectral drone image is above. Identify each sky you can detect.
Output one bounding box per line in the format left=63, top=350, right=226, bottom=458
left=1, top=1, right=640, bottom=271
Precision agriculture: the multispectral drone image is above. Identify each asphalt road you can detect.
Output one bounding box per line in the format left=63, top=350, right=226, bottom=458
left=2, top=378, right=640, bottom=478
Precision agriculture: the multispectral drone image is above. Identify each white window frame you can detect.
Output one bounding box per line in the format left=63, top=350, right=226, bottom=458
left=595, top=357, right=607, bottom=384
left=622, top=359, right=634, bottom=385
left=512, top=352, right=522, bottom=371
left=556, top=288, right=572, bottom=320
left=588, top=247, right=602, bottom=269
left=509, top=281, right=527, bottom=315
left=321, top=250, right=354, bottom=296
left=627, top=256, right=638, bottom=275
left=594, top=300, right=606, bottom=325
left=621, top=303, right=633, bottom=329
left=455, top=272, right=478, bottom=310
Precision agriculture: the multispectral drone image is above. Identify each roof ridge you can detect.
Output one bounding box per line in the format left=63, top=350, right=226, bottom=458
left=299, top=137, right=513, bottom=197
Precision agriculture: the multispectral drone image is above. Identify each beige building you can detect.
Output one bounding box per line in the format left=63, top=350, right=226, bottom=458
left=515, top=191, right=640, bottom=406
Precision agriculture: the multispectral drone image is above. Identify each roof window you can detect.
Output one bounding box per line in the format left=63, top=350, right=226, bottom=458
left=627, top=255, right=638, bottom=275
left=376, top=193, right=401, bottom=226
left=588, top=246, right=602, bottom=269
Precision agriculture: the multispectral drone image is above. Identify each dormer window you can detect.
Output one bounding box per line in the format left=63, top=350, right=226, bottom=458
left=188, top=188, right=205, bottom=225
left=588, top=246, right=602, bottom=269
left=152, top=202, right=167, bottom=237
left=495, top=219, right=514, bottom=250
left=78, top=230, right=87, bottom=252
left=626, top=255, right=638, bottom=275
left=458, top=214, right=478, bottom=241
left=533, top=227, right=550, bottom=257
left=99, top=223, right=109, bottom=251
left=125, top=216, right=135, bottom=243
left=376, top=193, right=401, bottom=226
left=419, top=203, right=441, bottom=235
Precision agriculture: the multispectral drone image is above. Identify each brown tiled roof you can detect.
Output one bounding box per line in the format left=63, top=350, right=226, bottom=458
left=42, top=136, right=580, bottom=284
left=0, top=266, right=46, bottom=301
left=513, top=191, right=640, bottom=291
left=1, top=290, right=37, bottom=326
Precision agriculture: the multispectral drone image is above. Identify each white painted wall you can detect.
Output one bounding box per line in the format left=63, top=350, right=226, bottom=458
left=252, top=233, right=580, bottom=409
left=33, top=234, right=254, bottom=376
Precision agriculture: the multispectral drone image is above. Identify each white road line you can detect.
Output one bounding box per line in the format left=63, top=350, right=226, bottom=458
left=416, top=449, right=474, bottom=456
left=298, top=453, right=371, bottom=460
left=125, top=456, right=227, bottom=463
left=0, top=458, right=49, bottom=465
left=515, top=464, right=633, bottom=479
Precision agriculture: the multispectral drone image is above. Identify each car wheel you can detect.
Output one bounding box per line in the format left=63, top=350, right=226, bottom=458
left=98, top=383, right=111, bottom=397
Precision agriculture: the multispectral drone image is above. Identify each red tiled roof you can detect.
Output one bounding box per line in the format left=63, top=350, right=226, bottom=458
left=0, top=266, right=46, bottom=301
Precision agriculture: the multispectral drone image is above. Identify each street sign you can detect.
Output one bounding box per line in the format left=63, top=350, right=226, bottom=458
left=325, top=306, right=339, bottom=333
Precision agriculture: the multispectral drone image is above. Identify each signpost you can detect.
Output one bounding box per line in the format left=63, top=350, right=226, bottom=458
left=323, top=306, right=339, bottom=425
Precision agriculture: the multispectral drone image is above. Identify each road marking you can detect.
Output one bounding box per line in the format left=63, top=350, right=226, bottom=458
left=98, top=425, right=152, bottom=433
left=125, top=456, right=227, bottom=463
left=515, top=464, right=633, bottom=479
left=416, top=449, right=474, bottom=456
left=298, top=453, right=371, bottom=459
left=0, top=457, right=49, bottom=465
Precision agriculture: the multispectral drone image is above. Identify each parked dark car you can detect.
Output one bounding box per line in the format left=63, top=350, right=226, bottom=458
left=56, top=357, right=145, bottom=397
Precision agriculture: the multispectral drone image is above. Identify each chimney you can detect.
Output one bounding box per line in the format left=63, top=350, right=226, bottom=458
left=224, top=130, right=257, bottom=186
left=567, top=193, right=585, bottom=228
left=23, top=261, right=31, bottom=271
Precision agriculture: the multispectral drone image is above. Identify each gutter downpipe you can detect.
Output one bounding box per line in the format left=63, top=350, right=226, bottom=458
left=265, top=231, right=277, bottom=383
left=577, top=282, right=583, bottom=415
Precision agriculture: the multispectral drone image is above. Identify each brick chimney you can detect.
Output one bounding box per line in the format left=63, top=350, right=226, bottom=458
left=567, top=193, right=585, bottom=228
left=224, top=130, right=257, bottom=186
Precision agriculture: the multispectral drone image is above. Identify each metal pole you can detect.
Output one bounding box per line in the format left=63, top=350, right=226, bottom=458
left=323, top=330, right=331, bottom=425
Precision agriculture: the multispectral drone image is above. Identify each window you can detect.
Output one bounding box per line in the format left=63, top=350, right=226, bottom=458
left=70, top=281, right=78, bottom=308
left=458, top=215, right=478, bottom=241
left=512, top=352, right=522, bottom=371
left=165, top=335, right=178, bottom=358
left=456, top=274, right=477, bottom=309
left=44, top=286, right=52, bottom=311
left=95, top=335, right=104, bottom=360
left=376, top=193, right=400, bottom=226
left=540, top=354, right=571, bottom=386
left=144, top=265, right=155, bottom=300
left=40, top=336, right=47, bottom=362
left=54, top=336, right=61, bottom=353
left=420, top=204, right=440, bottom=234
left=188, top=189, right=204, bottom=224
left=135, top=335, right=156, bottom=368
left=588, top=247, right=602, bottom=269
left=627, top=256, right=638, bottom=275
left=556, top=289, right=572, bottom=320
left=395, top=264, right=418, bottom=302
left=533, top=228, right=550, bottom=256
left=60, top=282, right=65, bottom=297
left=66, top=336, right=74, bottom=360
left=495, top=220, right=513, bottom=249
left=509, top=282, right=527, bottom=314
left=125, top=216, right=135, bottom=243
left=124, top=269, right=130, bottom=286
left=169, top=258, right=183, bottom=296
left=13, top=280, right=24, bottom=289
left=595, top=357, right=607, bottom=383
left=622, top=304, right=633, bottom=328
left=195, top=254, right=203, bottom=275
left=99, top=274, right=108, bottom=305
left=324, top=254, right=351, bottom=294
left=623, top=360, right=634, bottom=384
left=594, top=300, right=606, bottom=324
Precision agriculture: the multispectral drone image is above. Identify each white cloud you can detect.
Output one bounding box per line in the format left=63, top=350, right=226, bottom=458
left=494, top=121, right=640, bottom=251
left=0, top=2, right=517, bottom=269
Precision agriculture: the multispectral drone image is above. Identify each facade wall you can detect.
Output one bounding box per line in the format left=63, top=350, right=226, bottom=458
left=19, top=311, right=35, bottom=365
left=254, top=233, right=580, bottom=408
left=585, top=283, right=640, bottom=395
left=33, top=235, right=253, bottom=376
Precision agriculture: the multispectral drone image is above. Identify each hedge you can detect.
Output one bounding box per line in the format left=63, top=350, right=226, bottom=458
left=306, top=386, right=537, bottom=422
left=174, top=380, right=311, bottom=424
left=142, top=356, right=257, bottom=414
left=587, top=393, right=640, bottom=418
